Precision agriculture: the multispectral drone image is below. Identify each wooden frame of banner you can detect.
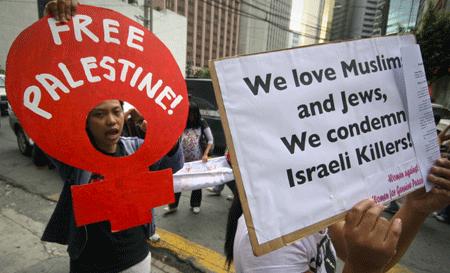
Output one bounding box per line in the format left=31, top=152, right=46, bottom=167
left=208, top=48, right=349, bottom=256
left=208, top=34, right=417, bottom=256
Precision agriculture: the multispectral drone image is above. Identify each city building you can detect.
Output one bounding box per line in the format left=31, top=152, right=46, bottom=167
left=386, top=0, right=421, bottom=34
left=154, top=0, right=240, bottom=70
left=289, top=0, right=335, bottom=47
left=330, top=0, right=389, bottom=40
left=238, top=0, right=292, bottom=54
left=0, top=0, right=187, bottom=76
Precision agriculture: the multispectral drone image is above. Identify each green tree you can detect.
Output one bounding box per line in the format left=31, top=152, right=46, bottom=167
left=415, top=6, right=450, bottom=83
left=193, top=67, right=211, bottom=78
left=186, top=63, right=193, bottom=77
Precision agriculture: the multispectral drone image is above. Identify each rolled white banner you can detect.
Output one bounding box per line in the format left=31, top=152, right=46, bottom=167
left=173, top=156, right=235, bottom=193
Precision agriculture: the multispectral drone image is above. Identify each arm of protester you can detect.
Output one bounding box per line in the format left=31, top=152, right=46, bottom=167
left=333, top=159, right=450, bottom=272
left=336, top=199, right=402, bottom=273
left=123, top=108, right=133, bottom=122
left=124, top=108, right=141, bottom=123
left=124, top=108, right=148, bottom=133
left=202, top=127, right=214, bottom=162
left=128, top=108, right=148, bottom=133
left=159, top=141, right=184, bottom=173
left=138, top=120, right=148, bottom=133
left=202, top=143, right=213, bottom=162
left=438, top=124, right=450, bottom=145
left=329, top=200, right=401, bottom=273
left=44, top=0, right=78, bottom=22
left=46, top=156, right=91, bottom=185
left=384, top=158, right=450, bottom=270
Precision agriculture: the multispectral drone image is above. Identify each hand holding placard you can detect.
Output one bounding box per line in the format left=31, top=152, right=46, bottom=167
left=44, top=0, right=78, bottom=22
left=342, top=199, right=402, bottom=273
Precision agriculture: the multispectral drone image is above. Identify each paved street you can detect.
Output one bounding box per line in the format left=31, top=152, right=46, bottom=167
left=1, top=115, right=450, bottom=272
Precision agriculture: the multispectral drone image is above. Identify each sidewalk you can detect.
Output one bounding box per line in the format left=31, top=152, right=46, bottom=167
left=0, top=180, right=182, bottom=273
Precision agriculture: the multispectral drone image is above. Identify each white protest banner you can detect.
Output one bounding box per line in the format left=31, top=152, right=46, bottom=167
left=209, top=35, right=437, bottom=255
left=400, top=45, right=441, bottom=191
left=173, top=156, right=234, bottom=193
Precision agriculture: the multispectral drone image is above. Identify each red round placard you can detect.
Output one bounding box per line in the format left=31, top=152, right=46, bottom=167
left=7, top=5, right=187, bottom=172
left=6, top=5, right=188, bottom=230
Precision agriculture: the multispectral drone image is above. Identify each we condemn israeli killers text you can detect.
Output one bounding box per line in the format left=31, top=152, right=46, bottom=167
left=286, top=134, right=412, bottom=187
left=285, top=108, right=412, bottom=188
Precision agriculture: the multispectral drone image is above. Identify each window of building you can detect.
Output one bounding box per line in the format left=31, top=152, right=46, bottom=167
left=165, top=0, right=174, bottom=10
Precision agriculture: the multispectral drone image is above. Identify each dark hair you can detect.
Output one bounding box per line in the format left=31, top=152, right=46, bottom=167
left=224, top=193, right=243, bottom=270
left=186, top=101, right=202, bottom=129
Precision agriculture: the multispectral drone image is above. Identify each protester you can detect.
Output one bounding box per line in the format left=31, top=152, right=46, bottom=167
left=40, top=99, right=183, bottom=272
left=122, top=107, right=185, bottom=241
left=39, top=4, right=181, bottom=272
left=433, top=124, right=450, bottom=224
left=225, top=158, right=450, bottom=273
left=165, top=101, right=214, bottom=214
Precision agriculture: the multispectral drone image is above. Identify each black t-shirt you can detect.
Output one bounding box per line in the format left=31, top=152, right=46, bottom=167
left=70, top=142, right=149, bottom=273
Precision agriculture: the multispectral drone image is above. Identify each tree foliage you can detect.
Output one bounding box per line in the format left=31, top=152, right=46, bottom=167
left=193, top=67, right=211, bottom=78
left=415, top=6, right=450, bottom=82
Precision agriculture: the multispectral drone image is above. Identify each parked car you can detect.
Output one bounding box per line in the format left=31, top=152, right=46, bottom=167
left=432, top=103, right=450, bottom=132
left=186, top=78, right=226, bottom=156
left=8, top=103, right=34, bottom=156
left=438, top=118, right=450, bottom=133
left=432, top=103, right=450, bottom=120
left=0, top=74, right=8, bottom=116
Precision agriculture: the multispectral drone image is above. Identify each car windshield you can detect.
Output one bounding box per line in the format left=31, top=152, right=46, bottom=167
left=189, top=96, right=216, bottom=110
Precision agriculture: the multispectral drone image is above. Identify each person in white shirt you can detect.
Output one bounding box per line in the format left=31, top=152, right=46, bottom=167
left=225, top=158, right=450, bottom=273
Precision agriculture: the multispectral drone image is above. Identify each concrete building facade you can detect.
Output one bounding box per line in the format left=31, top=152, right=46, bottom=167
left=154, top=0, right=240, bottom=69
left=0, top=0, right=187, bottom=77
left=289, top=0, right=335, bottom=47
left=386, top=0, right=421, bottom=34
left=238, top=0, right=292, bottom=54
left=330, top=0, right=389, bottom=40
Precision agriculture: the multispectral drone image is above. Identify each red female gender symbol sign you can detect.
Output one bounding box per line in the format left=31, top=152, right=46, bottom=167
left=6, top=5, right=188, bottom=231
